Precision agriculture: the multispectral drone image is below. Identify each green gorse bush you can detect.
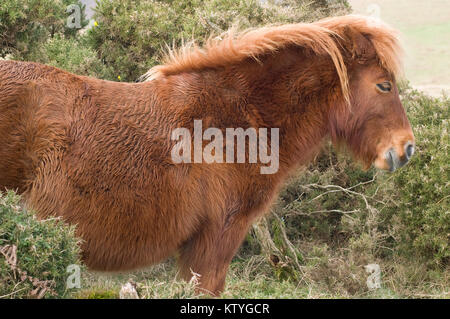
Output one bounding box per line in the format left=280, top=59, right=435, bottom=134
left=0, top=0, right=87, bottom=58
left=25, top=35, right=115, bottom=79
left=385, top=87, right=449, bottom=266
left=0, top=191, right=82, bottom=298
left=85, top=0, right=350, bottom=81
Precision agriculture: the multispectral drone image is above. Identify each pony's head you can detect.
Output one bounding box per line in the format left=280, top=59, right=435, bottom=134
left=333, top=62, right=415, bottom=172
left=324, top=16, right=415, bottom=172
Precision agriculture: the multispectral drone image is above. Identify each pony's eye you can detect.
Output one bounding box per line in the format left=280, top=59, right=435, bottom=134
left=376, top=81, right=392, bottom=93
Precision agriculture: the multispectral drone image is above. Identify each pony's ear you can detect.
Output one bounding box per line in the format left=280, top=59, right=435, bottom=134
left=342, top=26, right=376, bottom=64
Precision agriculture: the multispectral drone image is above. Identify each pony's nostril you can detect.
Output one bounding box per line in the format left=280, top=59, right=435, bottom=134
left=405, top=142, right=415, bottom=159
left=385, top=144, right=413, bottom=172
left=385, top=148, right=396, bottom=172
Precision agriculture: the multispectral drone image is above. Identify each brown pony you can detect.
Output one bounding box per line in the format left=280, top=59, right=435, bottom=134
left=0, top=15, right=414, bottom=295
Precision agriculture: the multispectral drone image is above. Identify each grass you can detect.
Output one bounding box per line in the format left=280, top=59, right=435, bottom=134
left=74, top=254, right=448, bottom=299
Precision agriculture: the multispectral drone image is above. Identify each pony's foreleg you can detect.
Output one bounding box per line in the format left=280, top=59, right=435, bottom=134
left=177, top=213, right=251, bottom=296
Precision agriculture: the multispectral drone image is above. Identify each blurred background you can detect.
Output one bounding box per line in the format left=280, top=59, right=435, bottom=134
left=349, top=0, right=450, bottom=96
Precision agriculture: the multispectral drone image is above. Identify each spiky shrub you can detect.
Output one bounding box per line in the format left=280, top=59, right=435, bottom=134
left=0, top=0, right=88, bottom=58
left=25, top=36, right=115, bottom=79
left=86, top=0, right=350, bottom=81
left=382, top=87, right=449, bottom=267
left=0, top=191, right=82, bottom=299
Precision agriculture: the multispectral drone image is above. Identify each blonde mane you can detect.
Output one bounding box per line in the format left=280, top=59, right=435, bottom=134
left=143, top=15, right=404, bottom=104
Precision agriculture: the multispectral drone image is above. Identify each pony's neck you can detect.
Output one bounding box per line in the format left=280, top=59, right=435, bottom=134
left=220, top=47, right=341, bottom=173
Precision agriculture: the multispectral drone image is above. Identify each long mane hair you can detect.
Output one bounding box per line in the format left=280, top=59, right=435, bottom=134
left=143, top=15, right=404, bottom=105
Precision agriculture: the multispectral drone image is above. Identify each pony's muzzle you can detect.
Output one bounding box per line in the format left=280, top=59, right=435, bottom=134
left=385, top=141, right=415, bottom=172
